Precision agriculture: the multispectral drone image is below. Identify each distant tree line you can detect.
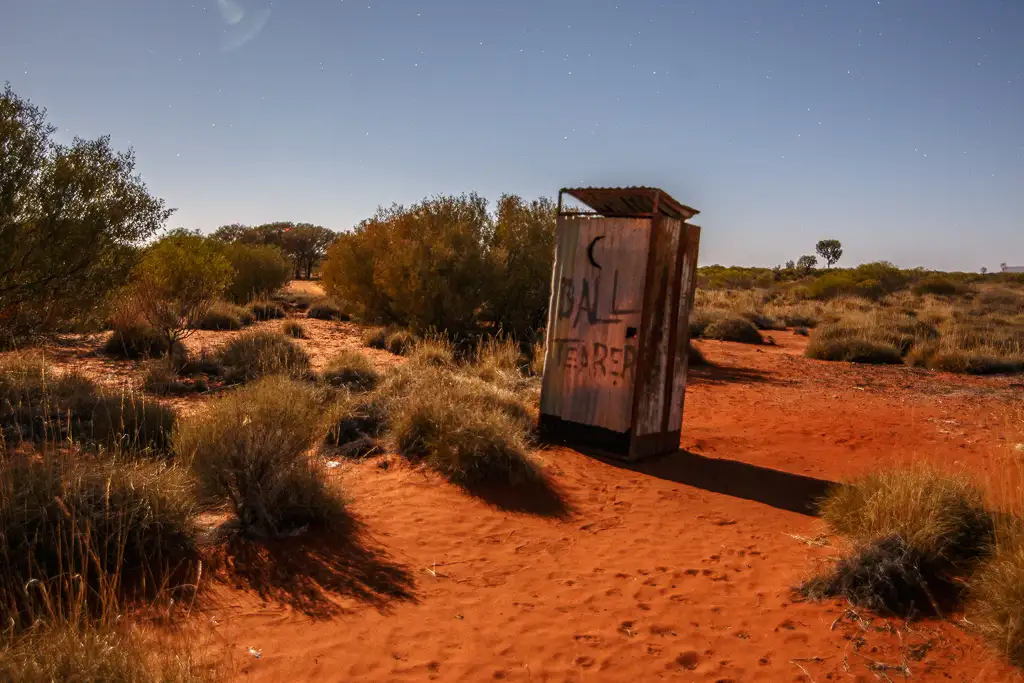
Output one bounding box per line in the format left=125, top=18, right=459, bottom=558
left=211, top=222, right=336, bottom=280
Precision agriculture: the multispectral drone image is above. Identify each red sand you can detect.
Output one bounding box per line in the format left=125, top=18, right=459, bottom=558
left=15, top=312, right=1024, bottom=681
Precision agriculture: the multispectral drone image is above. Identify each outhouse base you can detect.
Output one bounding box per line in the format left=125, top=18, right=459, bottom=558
left=538, top=414, right=680, bottom=462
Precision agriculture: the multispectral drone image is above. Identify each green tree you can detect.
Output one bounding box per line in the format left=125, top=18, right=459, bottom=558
left=797, top=254, right=818, bottom=274
left=0, top=85, right=171, bottom=341
left=816, top=239, right=843, bottom=269
left=785, top=260, right=796, bottom=270
left=222, top=242, right=292, bottom=303
left=282, top=224, right=336, bottom=279
left=131, top=231, right=234, bottom=358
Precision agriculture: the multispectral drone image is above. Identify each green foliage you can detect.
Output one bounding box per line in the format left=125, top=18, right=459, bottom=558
left=217, top=331, right=311, bottom=383
left=912, top=276, right=960, bottom=297
left=221, top=242, right=291, bottom=303
left=175, top=377, right=345, bottom=537
left=797, top=254, right=818, bottom=273
left=323, top=193, right=555, bottom=339
left=485, top=195, right=556, bottom=338
left=803, top=262, right=909, bottom=300
left=0, top=85, right=172, bottom=340
left=816, top=239, right=843, bottom=268
left=213, top=222, right=336, bottom=280
left=130, top=232, right=233, bottom=350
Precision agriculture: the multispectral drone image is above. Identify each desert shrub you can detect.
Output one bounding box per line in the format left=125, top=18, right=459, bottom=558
left=0, top=623, right=218, bottom=683
left=175, top=377, right=345, bottom=537
left=801, top=536, right=956, bottom=618
left=195, top=301, right=254, bottom=331
left=222, top=242, right=291, bottom=303
left=281, top=319, right=307, bottom=339
left=103, top=325, right=172, bottom=360
left=217, top=331, right=311, bottom=383
left=130, top=231, right=234, bottom=354
left=143, top=362, right=196, bottom=397
left=407, top=336, right=457, bottom=369
left=0, top=86, right=171, bottom=341
left=805, top=336, right=903, bottom=364
left=322, top=350, right=380, bottom=391
left=702, top=316, right=764, bottom=344
left=87, top=394, right=177, bottom=453
left=688, top=309, right=722, bottom=338
left=246, top=299, right=286, bottom=321
left=362, top=326, right=389, bottom=350
left=386, top=329, right=416, bottom=355
left=819, top=468, right=990, bottom=560
left=804, top=262, right=910, bottom=301
left=913, top=276, right=960, bottom=297
left=793, top=327, right=810, bottom=337
left=924, top=350, right=1024, bottom=376
left=322, top=193, right=500, bottom=335
left=741, top=311, right=784, bottom=331
left=970, top=526, right=1024, bottom=666
left=484, top=195, right=557, bottom=338
left=324, top=392, right=389, bottom=457
left=0, top=453, right=197, bottom=627
left=306, top=297, right=348, bottom=321
left=391, top=368, right=537, bottom=485
left=279, top=290, right=315, bottom=311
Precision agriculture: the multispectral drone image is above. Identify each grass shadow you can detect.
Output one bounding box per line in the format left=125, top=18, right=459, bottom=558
left=213, top=514, right=416, bottom=619
left=459, top=470, right=575, bottom=520
left=592, top=448, right=836, bottom=516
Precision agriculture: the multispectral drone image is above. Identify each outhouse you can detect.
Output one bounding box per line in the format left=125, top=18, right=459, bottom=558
left=539, top=187, right=701, bottom=461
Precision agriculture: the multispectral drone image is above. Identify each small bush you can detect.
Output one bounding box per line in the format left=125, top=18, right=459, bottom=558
left=702, top=316, right=764, bottom=344
left=926, top=350, right=1024, bottom=376
left=801, top=535, right=956, bottom=618
left=407, top=336, right=457, bottom=369
left=742, top=311, right=784, bottom=331
left=324, top=392, right=389, bottom=457
left=793, top=327, right=810, bottom=337
left=385, top=329, right=416, bottom=355
left=0, top=454, right=197, bottom=626
left=247, top=299, right=286, bottom=321
left=819, top=468, right=991, bottom=560
left=307, top=297, right=349, bottom=321
left=362, top=326, right=389, bottom=350
left=805, top=336, right=903, bottom=364
left=689, top=309, right=722, bottom=338
left=175, top=377, right=345, bottom=537
left=223, top=242, right=291, bottom=303
left=913, top=276, right=960, bottom=297
left=322, top=350, right=380, bottom=391
left=195, top=301, right=253, bottom=331
left=217, top=331, right=311, bottom=383
left=281, top=319, right=307, bottom=339
left=143, top=362, right=206, bottom=397
left=391, top=373, right=537, bottom=486
left=103, top=325, right=171, bottom=359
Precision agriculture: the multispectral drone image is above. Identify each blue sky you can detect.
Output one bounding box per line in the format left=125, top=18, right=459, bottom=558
left=3, top=1, right=1022, bottom=270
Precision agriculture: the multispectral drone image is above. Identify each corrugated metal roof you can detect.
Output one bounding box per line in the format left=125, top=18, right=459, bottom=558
left=560, top=187, right=699, bottom=221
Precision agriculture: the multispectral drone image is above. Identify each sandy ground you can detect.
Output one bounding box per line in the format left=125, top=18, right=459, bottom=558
left=10, top=286, right=1024, bottom=682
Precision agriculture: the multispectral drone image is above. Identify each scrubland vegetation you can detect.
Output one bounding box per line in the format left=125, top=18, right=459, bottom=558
left=4, top=83, right=1024, bottom=678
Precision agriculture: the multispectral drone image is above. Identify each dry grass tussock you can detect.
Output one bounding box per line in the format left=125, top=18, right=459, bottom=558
left=324, top=344, right=541, bottom=487
left=322, top=349, right=381, bottom=391
left=246, top=298, right=286, bottom=321
left=970, top=520, right=1024, bottom=666
left=195, top=301, right=254, bottom=331
left=1, top=353, right=175, bottom=452
left=174, top=376, right=346, bottom=538
left=361, top=326, right=417, bottom=355
left=281, top=319, right=307, bottom=339
left=306, top=296, right=349, bottom=321
left=804, top=467, right=993, bottom=618
left=217, top=330, right=311, bottom=383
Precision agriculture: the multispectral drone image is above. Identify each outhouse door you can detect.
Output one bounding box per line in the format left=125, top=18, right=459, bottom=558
left=540, top=216, right=651, bottom=434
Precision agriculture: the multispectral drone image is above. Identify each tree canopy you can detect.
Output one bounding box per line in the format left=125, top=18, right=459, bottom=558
left=816, top=239, right=843, bottom=268
left=0, top=84, right=172, bottom=340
